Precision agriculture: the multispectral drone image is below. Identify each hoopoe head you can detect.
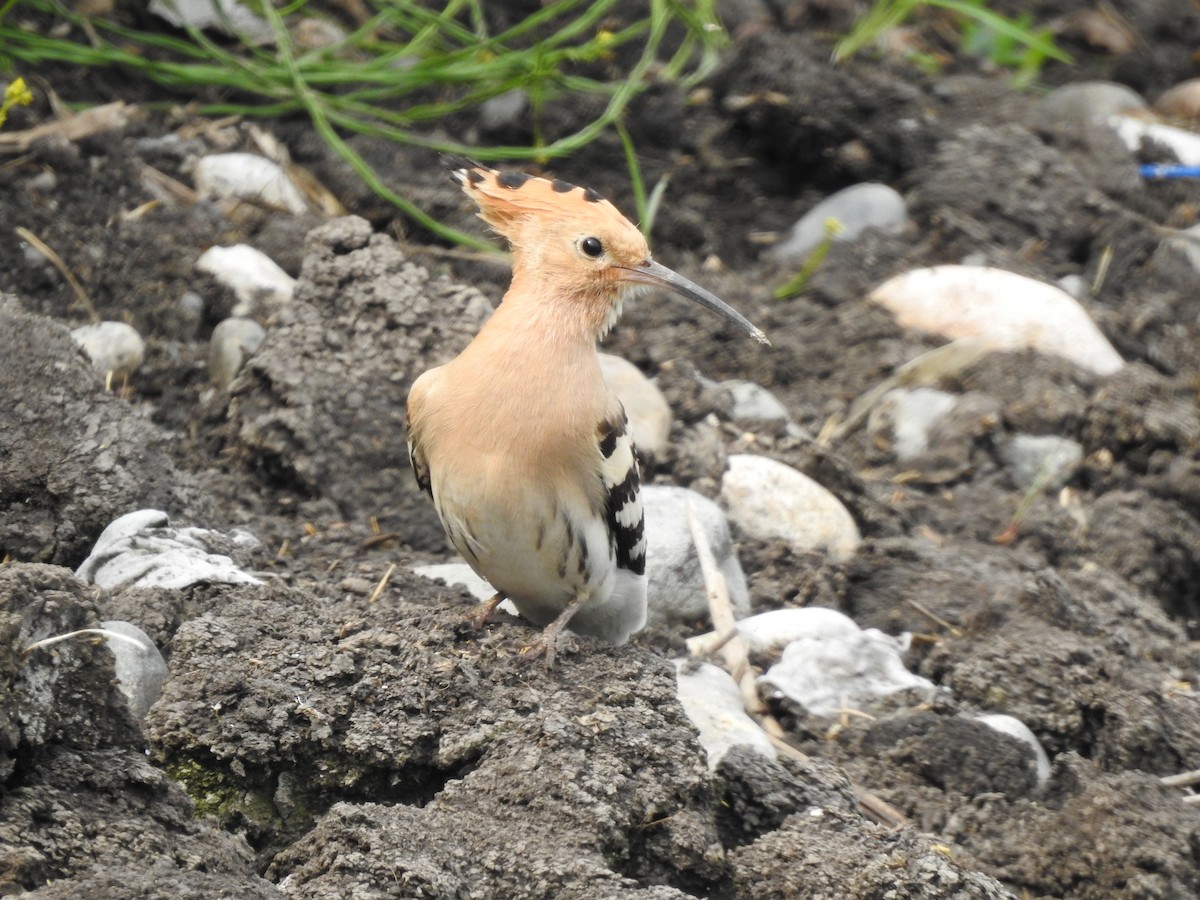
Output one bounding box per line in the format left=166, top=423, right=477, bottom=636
left=444, top=155, right=768, bottom=344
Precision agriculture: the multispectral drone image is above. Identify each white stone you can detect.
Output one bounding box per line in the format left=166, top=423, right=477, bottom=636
left=196, top=244, right=296, bottom=317
left=210, top=317, right=267, bottom=389
left=976, top=713, right=1051, bottom=786
left=759, top=625, right=935, bottom=717
left=720, top=455, right=861, bottom=560
left=149, top=0, right=271, bottom=41
left=770, top=183, right=907, bottom=265
left=599, top=354, right=672, bottom=458
left=70, top=321, right=145, bottom=378
left=1056, top=274, right=1089, bottom=300
left=642, top=485, right=750, bottom=627
left=675, top=660, right=776, bottom=769
left=688, top=607, right=861, bottom=659
left=76, top=510, right=261, bottom=592
left=869, top=265, right=1124, bottom=377
left=1107, top=115, right=1200, bottom=166
left=194, top=152, right=308, bottom=214
left=868, top=387, right=959, bottom=461
left=999, top=434, right=1083, bottom=491
left=99, top=620, right=169, bottom=719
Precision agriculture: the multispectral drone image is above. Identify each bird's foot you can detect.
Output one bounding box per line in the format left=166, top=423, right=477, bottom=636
left=467, top=592, right=505, bottom=631
left=519, top=594, right=588, bottom=669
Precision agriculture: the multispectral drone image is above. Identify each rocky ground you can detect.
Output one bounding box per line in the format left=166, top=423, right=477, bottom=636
left=3, top=1, right=1200, bottom=897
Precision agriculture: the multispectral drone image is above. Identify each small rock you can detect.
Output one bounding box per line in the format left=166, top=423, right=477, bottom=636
left=998, top=433, right=1083, bottom=491
left=480, top=89, right=529, bottom=133
left=867, top=388, right=959, bottom=461
left=175, top=291, right=205, bottom=340
left=869, top=265, right=1124, bottom=377
left=1037, top=81, right=1146, bottom=123
left=688, top=607, right=861, bottom=660
left=70, top=321, right=146, bottom=378
left=642, top=485, right=750, bottom=627
left=149, top=0, right=270, bottom=40
left=210, top=317, right=267, bottom=390
left=720, top=455, right=861, bottom=560
left=99, top=620, right=170, bottom=719
left=720, top=379, right=805, bottom=437
left=1108, top=115, right=1200, bottom=165
left=675, top=660, right=776, bottom=769
left=1154, top=79, right=1200, bottom=120
left=28, top=171, right=57, bottom=192
left=193, top=152, right=308, bottom=214
left=770, top=182, right=907, bottom=265
left=759, top=623, right=935, bottom=717
left=75, top=509, right=261, bottom=593
left=1057, top=273, right=1089, bottom=300
left=599, top=354, right=672, bottom=458
left=976, top=713, right=1051, bottom=786
left=196, top=244, right=296, bottom=317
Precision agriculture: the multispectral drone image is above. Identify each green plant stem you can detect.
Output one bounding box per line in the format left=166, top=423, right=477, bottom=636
left=260, top=1, right=497, bottom=252
left=773, top=218, right=845, bottom=300
left=0, top=0, right=729, bottom=247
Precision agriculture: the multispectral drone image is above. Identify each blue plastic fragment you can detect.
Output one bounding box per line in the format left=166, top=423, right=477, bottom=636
left=1140, top=164, right=1200, bottom=179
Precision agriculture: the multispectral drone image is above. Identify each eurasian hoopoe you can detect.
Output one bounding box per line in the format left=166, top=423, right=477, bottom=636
left=407, top=156, right=767, bottom=667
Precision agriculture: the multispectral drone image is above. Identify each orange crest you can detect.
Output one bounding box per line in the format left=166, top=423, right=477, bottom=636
left=442, top=155, right=641, bottom=253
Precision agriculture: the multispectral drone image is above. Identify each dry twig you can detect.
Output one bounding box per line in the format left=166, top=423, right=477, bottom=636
left=685, top=499, right=907, bottom=828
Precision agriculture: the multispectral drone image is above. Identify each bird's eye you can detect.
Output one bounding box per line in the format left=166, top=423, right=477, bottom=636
left=580, top=236, right=604, bottom=258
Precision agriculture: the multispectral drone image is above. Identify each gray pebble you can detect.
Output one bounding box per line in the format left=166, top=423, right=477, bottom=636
left=99, top=620, right=170, bottom=719
left=28, top=171, right=57, bottom=192
left=1037, top=81, right=1146, bottom=123
left=868, top=387, right=959, bottom=461
left=643, top=485, right=750, bottom=627
left=70, top=321, right=146, bottom=378
left=998, top=434, right=1083, bottom=491
left=210, top=317, right=267, bottom=390
left=720, top=379, right=806, bottom=437
left=175, top=291, right=205, bottom=340
left=770, top=183, right=907, bottom=265
left=480, top=89, right=529, bottom=133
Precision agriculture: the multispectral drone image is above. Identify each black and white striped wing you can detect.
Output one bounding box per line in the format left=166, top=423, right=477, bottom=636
left=597, top=410, right=646, bottom=577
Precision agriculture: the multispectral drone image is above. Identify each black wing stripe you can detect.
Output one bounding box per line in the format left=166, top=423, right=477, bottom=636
left=598, top=411, right=646, bottom=577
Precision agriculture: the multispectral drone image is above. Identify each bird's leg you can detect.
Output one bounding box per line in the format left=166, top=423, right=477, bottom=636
left=522, top=592, right=590, bottom=670
left=468, top=591, right=506, bottom=631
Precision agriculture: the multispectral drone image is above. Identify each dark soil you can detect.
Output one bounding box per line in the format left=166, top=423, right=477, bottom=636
left=3, top=1, right=1200, bottom=897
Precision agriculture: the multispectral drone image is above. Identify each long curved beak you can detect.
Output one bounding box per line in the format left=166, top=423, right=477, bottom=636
left=619, top=259, right=770, bottom=346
